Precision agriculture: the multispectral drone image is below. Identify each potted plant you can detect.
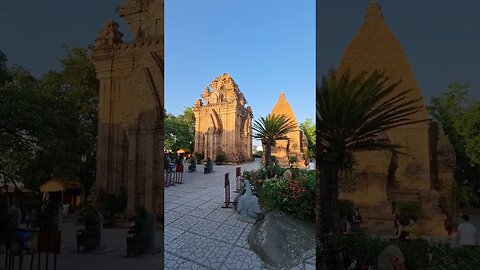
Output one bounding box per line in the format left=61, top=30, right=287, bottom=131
left=195, top=152, right=204, bottom=164
left=126, top=206, right=147, bottom=256
left=215, top=152, right=226, bottom=165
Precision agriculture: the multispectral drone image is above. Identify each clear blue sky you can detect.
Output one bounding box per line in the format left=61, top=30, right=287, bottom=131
left=317, top=0, right=480, bottom=102
left=165, top=0, right=316, bottom=125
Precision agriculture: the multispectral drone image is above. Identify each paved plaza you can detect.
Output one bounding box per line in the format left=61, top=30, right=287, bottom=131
left=2, top=220, right=162, bottom=270
left=164, top=159, right=316, bottom=270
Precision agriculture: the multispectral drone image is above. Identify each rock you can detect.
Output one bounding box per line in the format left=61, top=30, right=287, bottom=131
left=248, top=211, right=315, bottom=268
left=377, top=245, right=405, bottom=270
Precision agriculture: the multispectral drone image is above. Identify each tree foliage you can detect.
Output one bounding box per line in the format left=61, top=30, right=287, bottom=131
left=252, top=114, right=297, bottom=167
left=299, top=118, right=316, bottom=158
left=0, top=47, right=98, bottom=196
left=164, top=107, right=195, bottom=153
left=428, top=82, right=480, bottom=205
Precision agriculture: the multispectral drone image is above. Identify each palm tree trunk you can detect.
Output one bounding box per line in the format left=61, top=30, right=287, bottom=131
left=318, top=153, right=341, bottom=269
left=319, top=154, right=340, bottom=235
left=264, top=143, right=271, bottom=167
left=315, top=153, right=322, bottom=269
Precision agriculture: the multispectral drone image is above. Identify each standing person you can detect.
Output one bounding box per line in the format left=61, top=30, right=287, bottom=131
left=165, top=152, right=172, bottom=172
left=457, top=214, right=478, bottom=247
left=350, top=208, right=362, bottom=232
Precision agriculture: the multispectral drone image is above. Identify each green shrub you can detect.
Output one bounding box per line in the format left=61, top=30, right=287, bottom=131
left=255, top=177, right=286, bottom=212
left=215, top=152, right=226, bottom=163
left=95, top=189, right=127, bottom=218
left=318, top=232, right=480, bottom=270
left=195, top=152, right=204, bottom=162
left=254, top=169, right=316, bottom=221
left=282, top=177, right=315, bottom=220
left=288, top=155, right=298, bottom=164
left=394, top=201, right=424, bottom=219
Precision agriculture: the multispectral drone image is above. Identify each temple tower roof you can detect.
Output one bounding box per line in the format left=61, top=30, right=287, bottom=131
left=271, top=92, right=298, bottom=126
left=337, top=1, right=428, bottom=119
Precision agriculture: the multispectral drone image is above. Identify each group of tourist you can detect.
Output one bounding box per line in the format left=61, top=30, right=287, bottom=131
left=391, top=213, right=479, bottom=247
left=394, top=216, right=420, bottom=240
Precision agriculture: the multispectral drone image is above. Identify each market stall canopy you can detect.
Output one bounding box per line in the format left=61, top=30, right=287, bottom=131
left=39, top=178, right=81, bottom=193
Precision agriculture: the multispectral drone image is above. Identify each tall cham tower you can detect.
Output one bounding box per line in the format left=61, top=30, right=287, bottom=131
left=336, top=1, right=453, bottom=236
left=193, top=73, right=253, bottom=163
left=270, top=93, right=308, bottom=167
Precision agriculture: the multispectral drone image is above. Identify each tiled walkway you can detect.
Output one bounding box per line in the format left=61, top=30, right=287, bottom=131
left=164, top=159, right=316, bottom=270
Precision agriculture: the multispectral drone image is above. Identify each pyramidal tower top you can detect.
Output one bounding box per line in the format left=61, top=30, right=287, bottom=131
left=271, top=92, right=298, bottom=126
left=337, top=1, right=428, bottom=119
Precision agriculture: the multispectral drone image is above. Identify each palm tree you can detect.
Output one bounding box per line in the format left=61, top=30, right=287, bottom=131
left=316, top=69, right=426, bottom=243
left=252, top=114, right=297, bottom=167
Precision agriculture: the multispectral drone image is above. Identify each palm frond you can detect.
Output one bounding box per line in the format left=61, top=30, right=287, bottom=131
left=316, top=69, right=427, bottom=164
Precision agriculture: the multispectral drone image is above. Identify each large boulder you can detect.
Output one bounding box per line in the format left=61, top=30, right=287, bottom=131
left=248, top=211, right=315, bottom=268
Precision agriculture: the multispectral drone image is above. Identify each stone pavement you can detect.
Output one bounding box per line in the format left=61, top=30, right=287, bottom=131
left=2, top=220, right=162, bottom=270
left=164, top=159, right=316, bottom=270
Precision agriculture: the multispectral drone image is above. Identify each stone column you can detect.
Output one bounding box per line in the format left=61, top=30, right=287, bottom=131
left=127, top=129, right=138, bottom=214
left=144, top=127, right=154, bottom=212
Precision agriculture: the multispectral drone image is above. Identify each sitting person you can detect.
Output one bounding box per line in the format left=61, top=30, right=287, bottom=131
left=188, top=157, right=197, bottom=172
left=402, top=216, right=420, bottom=240
left=457, top=214, right=478, bottom=247
left=204, top=157, right=213, bottom=174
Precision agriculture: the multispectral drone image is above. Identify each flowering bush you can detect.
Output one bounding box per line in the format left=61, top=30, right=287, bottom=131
left=247, top=166, right=315, bottom=221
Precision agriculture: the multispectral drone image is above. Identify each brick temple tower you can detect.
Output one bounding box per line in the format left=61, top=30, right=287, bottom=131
left=193, top=73, right=253, bottom=163
left=92, top=0, right=164, bottom=217
left=336, top=1, right=454, bottom=236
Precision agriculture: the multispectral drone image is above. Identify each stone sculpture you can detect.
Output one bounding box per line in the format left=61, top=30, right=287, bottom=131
left=237, top=180, right=261, bottom=222
left=204, top=158, right=213, bottom=174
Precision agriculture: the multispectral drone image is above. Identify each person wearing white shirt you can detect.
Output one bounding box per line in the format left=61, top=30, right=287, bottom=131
left=308, top=160, right=316, bottom=171
left=457, top=214, right=478, bottom=247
